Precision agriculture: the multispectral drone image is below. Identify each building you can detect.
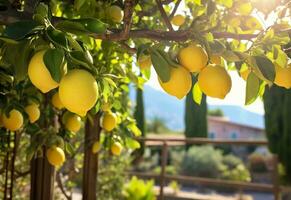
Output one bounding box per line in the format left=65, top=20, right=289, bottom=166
left=208, top=116, right=265, bottom=140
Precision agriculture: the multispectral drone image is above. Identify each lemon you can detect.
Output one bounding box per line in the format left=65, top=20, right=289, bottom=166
left=92, top=141, right=101, bottom=154
left=198, top=64, right=232, bottom=99
left=111, top=142, right=122, bottom=156
left=25, top=103, right=40, bottom=123
left=171, top=14, right=185, bottom=26
left=101, top=102, right=111, bottom=112
left=137, top=55, right=152, bottom=70
left=59, top=69, right=98, bottom=116
left=28, top=50, right=59, bottom=93
left=108, top=5, right=123, bottom=23
left=274, top=64, right=291, bottom=89
left=227, top=17, right=241, bottom=27
left=101, top=112, right=117, bottom=131
left=52, top=92, right=64, bottom=110
left=65, top=114, right=82, bottom=132
left=240, top=69, right=251, bottom=81
left=46, top=146, right=65, bottom=167
left=159, top=66, right=192, bottom=99
left=178, top=44, right=208, bottom=72
left=2, top=109, right=23, bottom=131
left=210, top=55, right=222, bottom=65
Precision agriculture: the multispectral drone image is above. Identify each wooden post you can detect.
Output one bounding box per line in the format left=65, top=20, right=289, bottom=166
left=159, top=142, right=168, bottom=200
left=272, top=155, right=280, bottom=200
left=30, top=147, right=55, bottom=200
left=82, top=113, right=101, bottom=200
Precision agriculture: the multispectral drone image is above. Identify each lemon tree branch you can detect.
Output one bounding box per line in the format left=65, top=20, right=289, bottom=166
left=155, top=0, right=174, bottom=31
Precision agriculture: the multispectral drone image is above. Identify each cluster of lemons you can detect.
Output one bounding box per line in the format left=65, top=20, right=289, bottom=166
left=138, top=44, right=232, bottom=100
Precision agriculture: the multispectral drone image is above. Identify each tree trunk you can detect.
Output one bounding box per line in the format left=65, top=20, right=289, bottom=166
left=82, top=113, right=101, bottom=200
left=184, top=75, right=207, bottom=149
left=30, top=147, right=55, bottom=200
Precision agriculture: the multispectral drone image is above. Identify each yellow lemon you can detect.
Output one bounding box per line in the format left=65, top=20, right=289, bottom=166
left=28, top=50, right=59, bottom=93
left=92, top=141, right=101, bottom=154
left=236, top=2, right=252, bottom=15
left=51, top=92, right=64, bottom=110
left=108, top=5, right=124, bottom=23
left=159, top=66, right=192, bottom=99
left=137, top=55, right=152, bottom=70
left=198, top=64, right=232, bottom=99
left=101, top=102, right=111, bottom=112
left=101, top=112, right=117, bottom=131
left=2, top=109, right=23, bottom=131
left=274, top=64, right=291, bottom=89
left=178, top=44, right=208, bottom=72
left=111, top=142, right=122, bottom=156
left=240, top=68, right=251, bottom=81
left=59, top=69, right=98, bottom=116
left=65, top=114, right=82, bottom=132
left=227, top=17, right=241, bottom=27
left=171, top=14, right=185, bottom=26
left=25, top=103, right=40, bottom=123
left=244, top=16, right=262, bottom=31
left=210, top=55, right=222, bottom=65
left=46, top=146, right=65, bottom=167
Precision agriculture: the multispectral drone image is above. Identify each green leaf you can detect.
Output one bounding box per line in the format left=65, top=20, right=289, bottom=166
left=157, top=49, right=180, bottom=68
left=69, top=51, right=92, bottom=69
left=222, top=51, right=245, bottom=62
left=193, top=82, right=202, bottom=105
left=207, top=0, right=216, bottom=15
left=34, top=3, right=49, bottom=24
left=253, top=56, right=275, bottom=82
left=137, top=43, right=151, bottom=59
left=217, top=0, right=233, bottom=8
left=74, top=0, right=86, bottom=10
left=150, top=49, right=171, bottom=83
left=56, top=18, right=107, bottom=35
left=43, top=49, right=65, bottom=83
left=125, top=138, right=140, bottom=149
left=3, top=20, right=42, bottom=40
left=209, top=40, right=225, bottom=54
left=46, top=28, right=68, bottom=49
left=245, top=72, right=260, bottom=105
left=193, top=0, right=201, bottom=5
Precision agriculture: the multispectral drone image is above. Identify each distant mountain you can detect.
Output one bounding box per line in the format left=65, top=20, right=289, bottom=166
left=130, top=85, right=265, bottom=131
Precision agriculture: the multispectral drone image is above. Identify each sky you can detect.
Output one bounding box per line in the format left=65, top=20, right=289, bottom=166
left=145, top=70, right=265, bottom=115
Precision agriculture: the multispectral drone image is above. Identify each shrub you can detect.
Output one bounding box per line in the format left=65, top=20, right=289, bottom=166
left=248, top=153, right=268, bottom=173
left=180, top=145, right=251, bottom=182
left=180, top=146, right=225, bottom=178
left=123, top=176, right=156, bottom=200
left=153, top=165, right=177, bottom=175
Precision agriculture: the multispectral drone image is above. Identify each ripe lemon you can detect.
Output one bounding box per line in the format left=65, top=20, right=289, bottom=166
left=108, top=5, right=123, bottom=23
left=274, top=64, right=291, bottom=89
left=240, top=69, right=251, bottom=81
left=178, top=44, right=208, bottom=72
left=101, top=112, right=117, bottom=131
left=111, top=142, right=122, bottom=156
left=28, top=50, right=59, bottom=93
left=46, top=146, right=65, bottom=167
left=92, top=141, right=101, bottom=154
left=137, top=55, right=152, bottom=70
left=2, top=109, right=23, bottom=131
left=25, top=103, right=40, bottom=123
left=159, top=66, right=192, bottom=99
left=171, top=14, right=185, bottom=26
left=198, top=64, right=232, bottom=99
left=59, top=69, right=98, bottom=116
left=101, top=102, right=111, bottom=112
left=65, top=114, right=82, bottom=132
left=51, top=92, right=64, bottom=110
left=210, top=55, right=222, bottom=65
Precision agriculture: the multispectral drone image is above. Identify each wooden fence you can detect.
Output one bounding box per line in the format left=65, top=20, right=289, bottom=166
left=129, top=137, right=281, bottom=200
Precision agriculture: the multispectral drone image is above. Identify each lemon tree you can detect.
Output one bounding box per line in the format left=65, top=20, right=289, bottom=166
left=0, top=0, right=290, bottom=199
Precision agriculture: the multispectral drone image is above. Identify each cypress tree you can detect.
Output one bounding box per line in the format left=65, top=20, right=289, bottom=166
left=133, top=86, right=146, bottom=159
left=264, top=85, right=291, bottom=181
left=184, top=76, right=208, bottom=141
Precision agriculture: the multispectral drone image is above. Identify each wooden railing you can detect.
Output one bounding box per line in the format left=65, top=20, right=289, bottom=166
left=129, top=137, right=280, bottom=200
